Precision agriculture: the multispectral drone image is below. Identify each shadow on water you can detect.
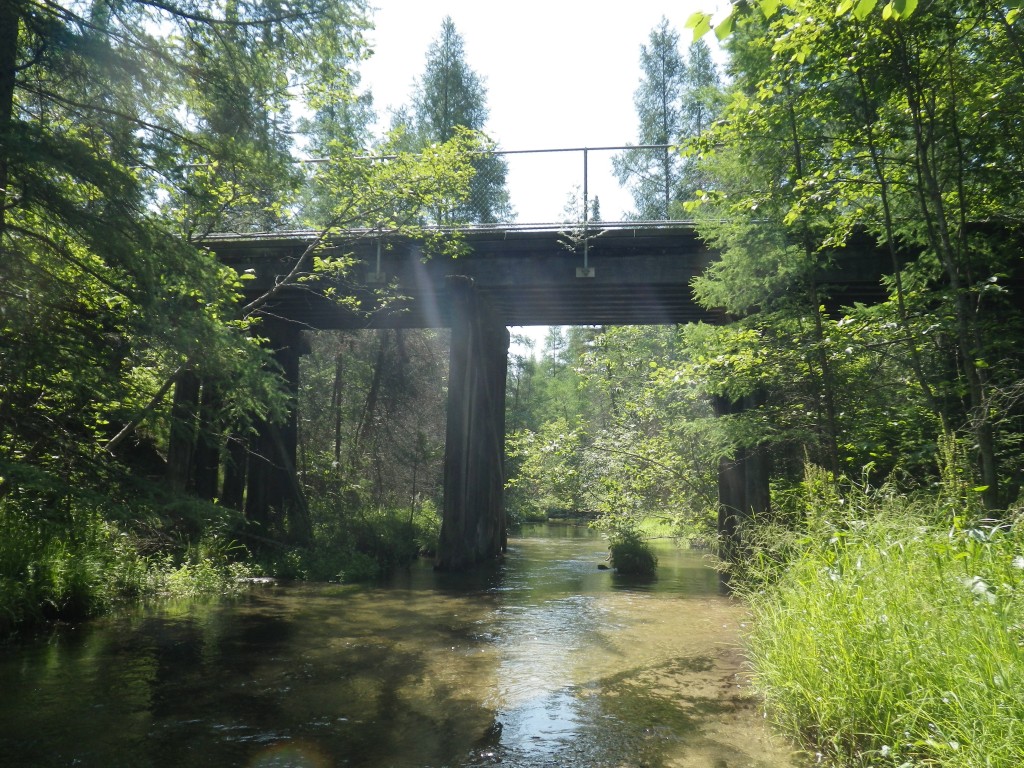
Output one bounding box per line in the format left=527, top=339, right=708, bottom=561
left=0, top=525, right=805, bottom=768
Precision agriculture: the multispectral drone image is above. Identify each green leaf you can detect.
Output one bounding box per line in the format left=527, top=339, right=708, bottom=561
left=758, top=0, right=782, bottom=18
left=685, top=12, right=714, bottom=40
left=715, top=13, right=736, bottom=41
left=1009, top=8, right=1021, bottom=24
left=836, top=0, right=854, bottom=15
left=853, top=0, right=878, bottom=20
left=894, top=0, right=919, bottom=16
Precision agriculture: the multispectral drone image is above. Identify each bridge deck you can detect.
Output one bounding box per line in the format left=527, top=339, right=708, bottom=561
left=206, top=222, right=890, bottom=329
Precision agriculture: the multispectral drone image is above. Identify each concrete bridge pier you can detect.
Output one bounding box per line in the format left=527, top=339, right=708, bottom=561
left=436, top=276, right=510, bottom=571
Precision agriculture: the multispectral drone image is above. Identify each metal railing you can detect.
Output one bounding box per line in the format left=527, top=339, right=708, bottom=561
left=465, top=144, right=681, bottom=228
left=184, top=144, right=688, bottom=235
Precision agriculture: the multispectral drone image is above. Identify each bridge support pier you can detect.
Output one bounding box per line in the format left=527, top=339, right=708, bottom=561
left=436, top=277, right=509, bottom=571
left=714, top=394, right=771, bottom=564
left=244, top=321, right=311, bottom=544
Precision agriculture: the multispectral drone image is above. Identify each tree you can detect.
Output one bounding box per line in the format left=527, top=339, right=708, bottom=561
left=504, top=324, right=721, bottom=537
left=686, top=1, right=1024, bottom=507
left=614, top=18, right=687, bottom=220
left=0, top=0, right=484, bottom=545
left=299, top=328, right=448, bottom=514
left=613, top=19, right=721, bottom=220
left=395, top=17, right=512, bottom=224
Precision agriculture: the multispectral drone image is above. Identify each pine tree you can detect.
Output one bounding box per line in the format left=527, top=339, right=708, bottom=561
left=613, top=18, right=687, bottom=220
left=613, top=18, right=721, bottom=220
left=398, top=17, right=512, bottom=224
left=677, top=39, right=722, bottom=204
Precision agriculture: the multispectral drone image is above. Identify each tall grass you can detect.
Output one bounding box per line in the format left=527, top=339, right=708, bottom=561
left=267, top=502, right=441, bottom=582
left=741, top=473, right=1024, bottom=766
left=0, top=496, right=258, bottom=637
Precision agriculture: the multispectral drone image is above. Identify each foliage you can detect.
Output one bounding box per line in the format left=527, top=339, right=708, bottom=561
left=505, top=326, right=720, bottom=538
left=0, top=0, right=488, bottom=630
left=603, top=521, right=660, bottom=576
left=613, top=18, right=722, bottom=219
left=741, top=471, right=1024, bottom=766
left=268, top=504, right=425, bottom=583
left=685, top=0, right=1024, bottom=506
left=0, top=482, right=257, bottom=638
left=687, top=0, right=930, bottom=44
left=298, top=328, right=447, bottom=517
left=389, top=16, right=512, bottom=224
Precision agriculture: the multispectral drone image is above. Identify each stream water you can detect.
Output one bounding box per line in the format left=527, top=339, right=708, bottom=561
left=0, top=524, right=803, bottom=767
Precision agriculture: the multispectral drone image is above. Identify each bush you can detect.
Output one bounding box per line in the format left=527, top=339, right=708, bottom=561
left=743, top=477, right=1024, bottom=767
left=0, top=490, right=259, bottom=637
left=412, top=500, right=441, bottom=556
left=607, top=527, right=659, bottom=576
left=273, top=506, right=427, bottom=583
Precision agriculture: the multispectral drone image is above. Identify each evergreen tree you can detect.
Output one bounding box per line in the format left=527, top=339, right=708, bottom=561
left=614, top=18, right=687, bottom=220
left=678, top=39, right=721, bottom=202
left=0, top=0, right=483, bottom=539
left=613, top=19, right=721, bottom=220
left=397, top=17, right=512, bottom=223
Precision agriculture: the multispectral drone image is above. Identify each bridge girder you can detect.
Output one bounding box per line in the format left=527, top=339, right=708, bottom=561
left=201, top=223, right=892, bottom=569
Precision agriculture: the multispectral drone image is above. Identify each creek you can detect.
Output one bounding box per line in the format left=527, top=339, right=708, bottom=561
left=0, top=524, right=802, bottom=767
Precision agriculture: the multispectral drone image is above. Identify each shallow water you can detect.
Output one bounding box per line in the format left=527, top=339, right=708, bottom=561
left=0, top=524, right=803, bottom=767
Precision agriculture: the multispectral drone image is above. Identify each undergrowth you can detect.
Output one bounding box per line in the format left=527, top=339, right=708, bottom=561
left=0, top=497, right=258, bottom=638
left=738, top=466, right=1024, bottom=767
left=266, top=501, right=441, bottom=583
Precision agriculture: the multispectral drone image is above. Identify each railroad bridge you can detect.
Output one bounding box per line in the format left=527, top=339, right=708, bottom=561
left=202, top=221, right=889, bottom=569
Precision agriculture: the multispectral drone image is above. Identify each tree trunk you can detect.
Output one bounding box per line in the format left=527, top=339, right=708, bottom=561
left=900, top=39, right=1001, bottom=508
left=0, top=1, right=19, bottom=242
left=349, top=330, right=388, bottom=472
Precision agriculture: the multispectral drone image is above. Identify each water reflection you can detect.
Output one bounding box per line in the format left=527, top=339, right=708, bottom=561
left=0, top=525, right=803, bottom=767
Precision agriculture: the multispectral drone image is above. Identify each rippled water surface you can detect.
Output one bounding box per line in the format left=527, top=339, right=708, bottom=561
left=0, top=525, right=803, bottom=767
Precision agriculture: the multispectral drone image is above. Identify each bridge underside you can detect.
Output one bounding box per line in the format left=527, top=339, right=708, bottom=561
left=212, top=224, right=739, bottom=329
left=198, top=225, right=890, bottom=568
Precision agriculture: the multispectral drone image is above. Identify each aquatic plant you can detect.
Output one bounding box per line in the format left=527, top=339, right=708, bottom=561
left=607, top=526, right=659, bottom=576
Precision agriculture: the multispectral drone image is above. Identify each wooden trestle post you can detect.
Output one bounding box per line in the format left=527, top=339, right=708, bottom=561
left=436, top=276, right=510, bottom=571
left=244, top=321, right=312, bottom=544
left=713, top=392, right=771, bottom=564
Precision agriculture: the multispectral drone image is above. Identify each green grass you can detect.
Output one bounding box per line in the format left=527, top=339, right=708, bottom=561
left=741, top=484, right=1024, bottom=766
left=268, top=503, right=440, bottom=583
left=0, top=496, right=259, bottom=637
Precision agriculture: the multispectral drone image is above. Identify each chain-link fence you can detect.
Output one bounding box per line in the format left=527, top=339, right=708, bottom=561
left=469, top=145, right=680, bottom=227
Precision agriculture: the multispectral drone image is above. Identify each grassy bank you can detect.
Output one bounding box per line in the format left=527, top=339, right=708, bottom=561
left=741, top=477, right=1024, bottom=766
left=0, top=498, right=258, bottom=637
left=0, top=480, right=443, bottom=637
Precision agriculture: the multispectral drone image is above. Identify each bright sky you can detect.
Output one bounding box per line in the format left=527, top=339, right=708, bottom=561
left=361, top=0, right=727, bottom=223
left=360, top=1, right=728, bottom=349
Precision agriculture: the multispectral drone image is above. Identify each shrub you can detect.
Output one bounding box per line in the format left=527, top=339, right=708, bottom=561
left=274, top=506, right=426, bottom=583
left=608, top=527, right=659, bottom=576
left=0, top=488, right=259, bottom=637
left=412, top=500, right=441, bottom=556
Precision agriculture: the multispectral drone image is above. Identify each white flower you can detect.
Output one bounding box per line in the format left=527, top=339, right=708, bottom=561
left=963, top=575, right=997, bottom=604
left=1012, top=555, right=1024, bottom=570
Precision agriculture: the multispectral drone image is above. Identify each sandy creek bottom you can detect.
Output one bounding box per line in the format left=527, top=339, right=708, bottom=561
left=0, top=524, right=806, bottom=767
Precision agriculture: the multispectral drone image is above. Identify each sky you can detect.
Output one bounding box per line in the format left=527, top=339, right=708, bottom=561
left=359, top=0, right=728, bottom=350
